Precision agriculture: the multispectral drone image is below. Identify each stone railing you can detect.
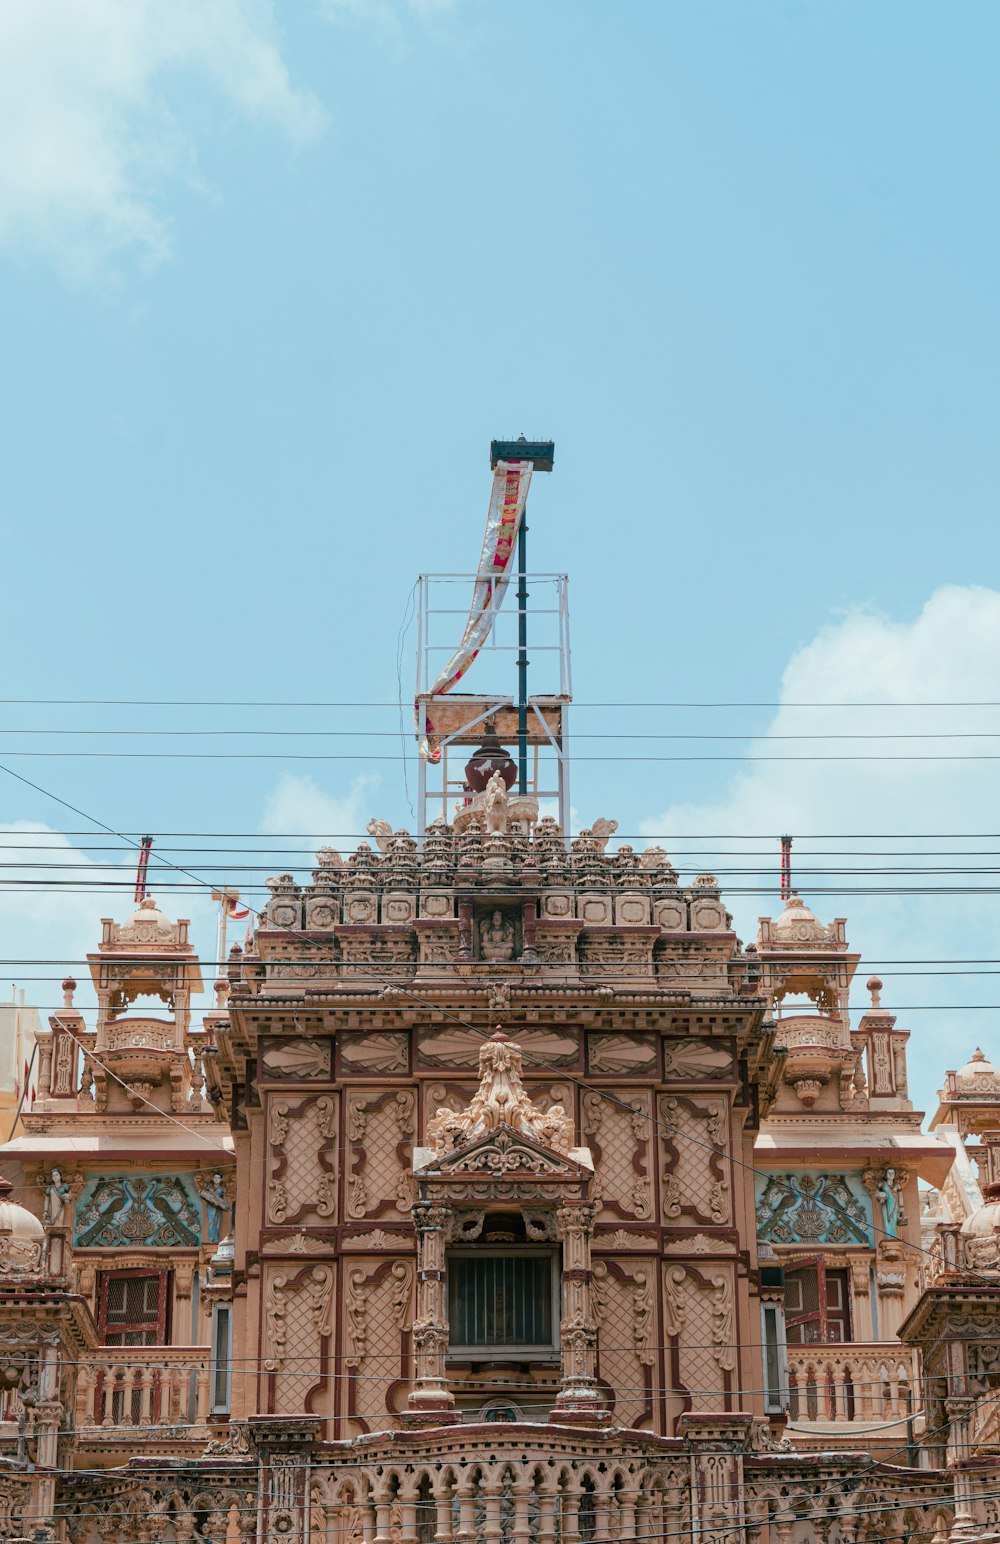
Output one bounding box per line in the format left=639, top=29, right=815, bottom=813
left=786, top=1342, right=918, bottom=1427
left=75, top=1345, right=212, bottom=1434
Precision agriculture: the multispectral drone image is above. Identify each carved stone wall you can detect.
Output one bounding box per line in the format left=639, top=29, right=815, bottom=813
left=583, top=1088, right=653, bottom=1221
left=341, top=1257, right=414, bottom=1435
left=592, top=1255, right=654, bottom=1429
left=263, top=1262, right=335, bottom=1416
left=345, top=1088, right=416, bottom=1221
left=658, top=1095, right=731, bottom=1227
left=266, top=1093, right=339, bottom=1227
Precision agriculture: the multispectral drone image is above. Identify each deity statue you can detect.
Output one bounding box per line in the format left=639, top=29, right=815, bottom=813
left=875, top=1166, right=904, bottom=1239
left=43, top=1168, right=72, bottom=1229
left=196, top=1172, right=230, bottom=1244
left=479, top=909, right=515, bottom=962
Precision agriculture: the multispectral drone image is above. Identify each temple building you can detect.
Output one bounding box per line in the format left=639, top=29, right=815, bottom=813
left=0, top=440, right=995, bottom=1539
left=0, top=763, right=995, bottom=1539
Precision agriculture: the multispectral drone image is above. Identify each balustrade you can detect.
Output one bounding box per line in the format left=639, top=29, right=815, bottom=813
left=75, top=1345, right=211, bottom=1433
left=785, top=1342, right=918, bottom=1427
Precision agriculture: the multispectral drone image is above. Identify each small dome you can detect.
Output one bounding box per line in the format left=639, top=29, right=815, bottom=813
left=0, top=1180, right=44, bottom=1274
left=958, top=1047, right=999, bottom=1080
left=772, top=893, right=820, bottom=931
left=960, top=1181, right=1000, bottom=1271
left=120, top=895, right=173, bottom=931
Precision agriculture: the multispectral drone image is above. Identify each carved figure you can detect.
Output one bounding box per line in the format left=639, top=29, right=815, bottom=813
left=74, top=1174, right=200, bottom=1248
left=366, top=819, right=393, bottom=853
left=590, top=818, right=618, bottom=852
left=875, top=1166, right=904, bottom=1239
left=425, top=1030, right=574, bottom=1155
left=482, top=771, right=509, bottom=834
left=43, top=1168, right=72, bottom=1229
left=479, top=909, right=515, bottom=962
left=197, top=1172, right=230, bottom=1244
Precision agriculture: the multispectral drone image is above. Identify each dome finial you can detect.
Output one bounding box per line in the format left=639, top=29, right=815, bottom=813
left=867, top=976, right=883, bottom=1009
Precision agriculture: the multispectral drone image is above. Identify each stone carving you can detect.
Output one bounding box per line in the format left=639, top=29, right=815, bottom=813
left=709, top=1273, right=736, bottom=1371
left=487, top=980, right=511, bottom=1013
left=662, top=1040, right=732, bottom=1079
left=339, top=1034, right=408, bottom=1074
left=74, top=1174, right=200, bottom=1247
left=755, top=1172, right=873, bottom=1246
left=589, top=819, right=618, bottom=852
left=590, top=1034, right=657, bottom=1074
left=268, top=1095, right=338, bottom=1225
left=196, top=1171, right=231, bottom=1244
left=346, top=1089, right=415, bottom=1221
left=592, top=1258, right=654, bottom=1427
left=261, top=1040, right=331, bottom=1079
left=42, top=1169, right=72, bottom=1228
left=425, top=1031, right=573, bottom=1156
left=479, top=909, right=515, bottom=962
left=483, top=771, right=509, bottom=833
left=418, top=1025, right=578, bottom=1069
left=867, top=1164, right=907, bottom=1238
left=583, top=1090, right=651, bottom=1220
left=659, top=1096, right=730, bottom=1226
left=602, top=1229, right=657, bottom=1250
left=366, top=819, right=393, bottom=853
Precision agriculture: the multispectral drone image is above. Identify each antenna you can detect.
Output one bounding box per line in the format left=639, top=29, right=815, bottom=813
left=780, top=834, right=793, bottom=900
left=133, top=836, right=153, bottom=902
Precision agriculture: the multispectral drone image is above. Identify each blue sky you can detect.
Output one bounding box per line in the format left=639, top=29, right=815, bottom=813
left=1, top=0, right=999, bottom=1113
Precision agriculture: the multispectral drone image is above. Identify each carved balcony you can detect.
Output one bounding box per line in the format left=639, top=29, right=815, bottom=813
left=785, top=1341, right=918, bottom=1431
left=74, top=1345, right=212, bottom=1439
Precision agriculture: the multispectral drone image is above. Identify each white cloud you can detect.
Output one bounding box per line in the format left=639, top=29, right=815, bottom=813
left=260, top=772, right=383, bottom=858
left=0, top=0, right=324, bottom=275
left=640, top=585, right=1000, bottom=1114
left=0, top=823, right=219, bottom=1026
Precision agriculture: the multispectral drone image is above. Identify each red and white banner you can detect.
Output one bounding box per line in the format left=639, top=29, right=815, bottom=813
left=419, top=459, right=532, bottom=761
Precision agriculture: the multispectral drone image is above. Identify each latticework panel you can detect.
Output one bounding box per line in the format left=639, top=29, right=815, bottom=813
left=267, top=1093, right=338, bottom=1226
left=582, top=1088, right=652, bottom=1220
left=592, top=1256, right=653, bottom=1429
left=658, top=1094, right=730, bottom=1225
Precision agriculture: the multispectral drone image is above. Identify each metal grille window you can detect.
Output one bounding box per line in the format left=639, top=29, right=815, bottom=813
left=98, top=1270, right=168, bottom=1346
left=448, top=1251, right=558, bottom=1357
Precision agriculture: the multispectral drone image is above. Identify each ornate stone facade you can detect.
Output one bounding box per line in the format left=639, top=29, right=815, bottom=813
left=0, top=844, right=994, bottom=1541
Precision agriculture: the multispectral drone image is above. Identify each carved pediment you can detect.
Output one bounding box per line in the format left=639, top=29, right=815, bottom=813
left=415, top=1122, right=592, bottom=1184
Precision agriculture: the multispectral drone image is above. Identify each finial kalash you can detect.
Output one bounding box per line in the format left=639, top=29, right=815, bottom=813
left=425, top=1028, right=573, bottom=1156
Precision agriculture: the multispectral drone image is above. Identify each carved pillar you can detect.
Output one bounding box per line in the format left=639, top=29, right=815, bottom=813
left=521, top=899, right=539, bottom=964
left=432, top=1478, right=455, bottom=1544
left=511, top=1477, right=532, bottom=1544
left=536, top=1487, right=557, bottom=1544
left=407, top=1200, right=459, bottom=1422
left=456, top=902, right=474, bottom=962
left=454, top=1479, right=477, bottom=1544
left=945, top=1396, right=979, bottom=1540
left=481, top=1479, right=503, bottom=1544
left=551, top=1202, right=606, bottom=1425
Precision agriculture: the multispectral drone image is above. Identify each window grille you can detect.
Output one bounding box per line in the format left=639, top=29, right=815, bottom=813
left=98, top=1270, right=168, bottom=1346
left=448, top=1251, right=558, bottom=1357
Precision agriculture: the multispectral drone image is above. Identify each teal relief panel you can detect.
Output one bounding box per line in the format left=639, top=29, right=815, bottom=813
left=754, top=1171, right=873, bottom=1247
left=74, top=1174, right=201, bottom=1248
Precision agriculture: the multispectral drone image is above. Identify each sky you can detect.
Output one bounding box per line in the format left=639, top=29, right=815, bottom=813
left=0, top=0, right=999, bottom=1116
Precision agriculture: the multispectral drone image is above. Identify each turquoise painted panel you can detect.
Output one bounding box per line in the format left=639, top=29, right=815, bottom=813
left=73, top=1174, right=201, bottom=1248
left=754, top=1170, right=873, bottom=1248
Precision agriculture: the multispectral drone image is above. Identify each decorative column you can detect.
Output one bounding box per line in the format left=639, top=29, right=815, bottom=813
left=521, top=898, right=539, bottom=964
left=550, top=1202, right=607, bottom=1425
left=406, top=1200, right=459, bottom=1424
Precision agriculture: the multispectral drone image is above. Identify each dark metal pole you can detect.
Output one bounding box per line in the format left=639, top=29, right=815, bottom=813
left=517, top=512, right=528, bottom=795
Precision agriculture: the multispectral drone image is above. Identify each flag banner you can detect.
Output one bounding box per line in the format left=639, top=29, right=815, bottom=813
left=227, top=898, right=250, bottom=919
left=418, top=459, right=532, bottom=762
